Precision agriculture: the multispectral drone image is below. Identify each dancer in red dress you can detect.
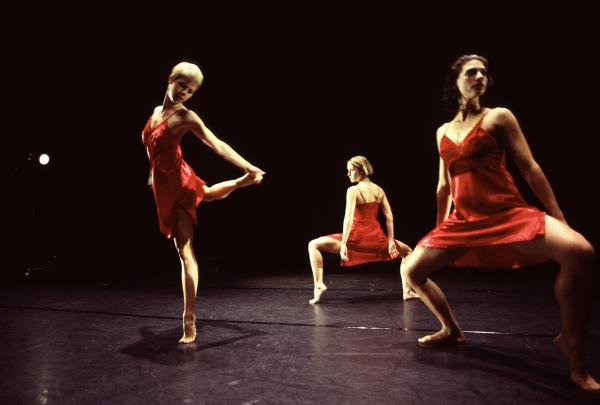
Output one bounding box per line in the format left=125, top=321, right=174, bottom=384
left=402, top=55, right=599, bottom=391
left=142, top=62, right=265, bottom=344
left=308, top=156, right=415, bottom=304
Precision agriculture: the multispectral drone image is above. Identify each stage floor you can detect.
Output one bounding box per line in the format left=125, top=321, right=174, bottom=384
left=1, top=267, right=599, bottom=404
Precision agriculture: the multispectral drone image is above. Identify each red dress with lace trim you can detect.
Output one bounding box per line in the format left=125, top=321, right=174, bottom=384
left=417, top=111, right=546, bottom=268
left=142, top=112, right=206, bottom=239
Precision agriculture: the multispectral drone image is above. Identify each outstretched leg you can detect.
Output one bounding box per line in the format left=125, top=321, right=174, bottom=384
left=203, top=172, right=262, bottom=202
left=307, top=236, right=342, bottom=304
left=403, top=246, right=468, bottom=345
left=173, top=206, right=199, bottom=344
left=511, top=215, right=599, bottom=391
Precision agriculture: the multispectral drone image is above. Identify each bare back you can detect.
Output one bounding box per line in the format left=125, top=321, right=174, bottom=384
left=353, top=182, right=383, bottom=204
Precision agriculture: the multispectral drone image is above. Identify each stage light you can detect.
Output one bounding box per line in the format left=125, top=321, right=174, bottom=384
left=39, top=154, right=50, bottom=165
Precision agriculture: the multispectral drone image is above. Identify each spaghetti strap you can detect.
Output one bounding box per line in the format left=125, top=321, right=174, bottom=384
left=357, top=185, right=367, bottom=204
left=443, top=108, right=489, bottom=137
left=150, top=110, right=180, bottom=131
left=476, top=108, right=489, bottom=125
left=164, top=110, right=179, bottom=121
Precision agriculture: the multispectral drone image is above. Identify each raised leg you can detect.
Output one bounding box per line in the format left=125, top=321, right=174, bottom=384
left=203, top=172, right=262, bottom=202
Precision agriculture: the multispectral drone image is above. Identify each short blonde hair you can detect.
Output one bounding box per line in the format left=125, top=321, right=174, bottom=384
left=347, top=155, right=373, bottom=177
left=170, top=62, right=204, bottom=85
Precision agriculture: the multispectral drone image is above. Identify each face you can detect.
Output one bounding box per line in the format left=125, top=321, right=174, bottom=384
left=455, top=59, right=488, bottom=101
left=347, top=163, right=363, bottom=183
left=167, top=76, right=201, bottom=104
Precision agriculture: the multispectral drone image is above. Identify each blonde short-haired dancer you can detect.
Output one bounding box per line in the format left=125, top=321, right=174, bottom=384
left=142, top=62, right=265, bottom=343
left=308, top=156, right=416, bottom=304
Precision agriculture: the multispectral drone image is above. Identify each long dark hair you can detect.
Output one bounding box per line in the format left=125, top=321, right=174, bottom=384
left=442, top=54, right=494, bottom=112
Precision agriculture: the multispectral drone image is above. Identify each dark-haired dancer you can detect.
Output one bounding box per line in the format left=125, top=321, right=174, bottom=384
left=308, top=156, right=415, bottom=304
left=142, top=62, right=265, bottom=343
left=401, top=54, right=598, bottom=390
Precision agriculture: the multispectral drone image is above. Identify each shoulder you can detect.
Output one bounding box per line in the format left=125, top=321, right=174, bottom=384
left=176, top=108, right=198, bottom=121
left=175, top=109, right=206, bottom=130
left=346, top=185, right=359, bottom=197
left=371, top=182, right=384, bottom=194
left=436, top=122, right=450, bottom=136
left=486, top=107, right=518, bottom=126
left=435, top=122, right=451, bottom=145
left=151, top=106, right=162, bottom=117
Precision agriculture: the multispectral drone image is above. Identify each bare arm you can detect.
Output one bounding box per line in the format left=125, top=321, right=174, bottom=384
left=340, top=187, right=358, bottom=261
left=496, top=108, right=565, bottom=222
left=186, top=111, right=265, bottom=175
left=380, top=190, right=400, bottom=258
left=380, top=190, right=395, bottom=242
left=435, top=125, right=452, bottom=225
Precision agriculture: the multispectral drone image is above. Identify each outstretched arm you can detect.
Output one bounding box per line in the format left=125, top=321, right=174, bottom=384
left=435, top=125, right=452, bottom=226
left=380, top=191, right=400, bottom=258
left=340, top=187, right=358, bottom=261
left=496, top=108, right=565, bottom=222
left=186, top=111, right=265, bottom=175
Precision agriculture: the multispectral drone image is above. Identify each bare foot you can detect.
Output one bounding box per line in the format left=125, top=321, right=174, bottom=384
left=179, top=314, right=197, bottom=344
left=418, top=328, right=465, bottom=346
left=553, top=335, right=600, bottom=391
left=570, top=371, right=600, bottom=391
left=236, top=173, right=263, bottom=188
left=403, top=289, right=420, bottom=301
left=309, top=283, right=328, bottom=304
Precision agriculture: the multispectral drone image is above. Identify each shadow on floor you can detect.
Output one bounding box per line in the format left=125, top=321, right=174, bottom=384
left=120, top=322, right=267, bottom=366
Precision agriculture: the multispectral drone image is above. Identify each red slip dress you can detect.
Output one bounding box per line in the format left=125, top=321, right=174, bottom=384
left=141, top=111, right=206, bottom=239
left=328, top=187, right=402, bottom=266
left=417, top=110, right=546, bottom=268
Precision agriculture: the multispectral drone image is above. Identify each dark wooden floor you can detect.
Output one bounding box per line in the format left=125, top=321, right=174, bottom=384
left=1, top=266, right=599, bottom=404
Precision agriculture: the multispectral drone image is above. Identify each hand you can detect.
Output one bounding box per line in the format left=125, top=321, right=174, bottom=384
left=246, top=164, right=266, bottom=176
left=246, top=171, right=264, bottom=185
left=147, top=170, right=153, bottom=187
left=340, top=244, right=349, bottom=262
left=252, top=173, right=264, bottom=184
left=388, top=241, right=399, bottom=259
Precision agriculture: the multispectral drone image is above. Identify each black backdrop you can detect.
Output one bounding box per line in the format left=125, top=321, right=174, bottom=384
left=4, top=3, right=599, bottom=283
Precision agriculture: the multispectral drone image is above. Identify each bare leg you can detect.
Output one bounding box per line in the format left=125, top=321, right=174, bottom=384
left=511, top=216, right=599, bottom=391
left=307, top=237, right=342, bottom=304
left=173, top=206, right=199, bottom=344
left=397, top=241, right=419, bottom=300
left=203, top=172, right=262, bottom=202
left=404, top=246, right=468, bottom=345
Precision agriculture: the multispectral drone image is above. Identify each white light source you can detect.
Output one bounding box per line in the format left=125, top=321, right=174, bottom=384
left=39, top=154, right=50, bottom=165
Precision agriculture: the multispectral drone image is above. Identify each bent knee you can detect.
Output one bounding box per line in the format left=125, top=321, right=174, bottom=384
left=401, top=244, right=413, bottom=257
left=567, top=237, right=595, bottom=259
left=176, top=244, right=194, bottom=259
left=402, top=261, right=425, bottom=287
left=560, top=237, right=596, bottom=269
left=308, top=239, right=320, bottom=251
